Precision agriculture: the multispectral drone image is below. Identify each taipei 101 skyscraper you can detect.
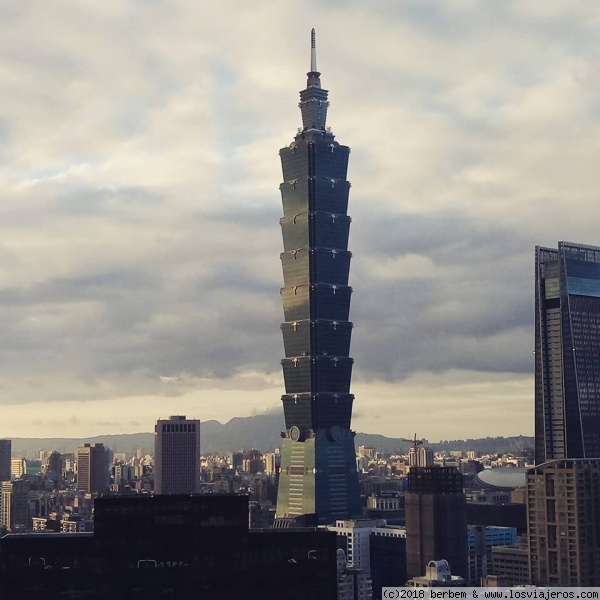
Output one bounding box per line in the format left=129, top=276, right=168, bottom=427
left=276, top=31, right=362, bottom=524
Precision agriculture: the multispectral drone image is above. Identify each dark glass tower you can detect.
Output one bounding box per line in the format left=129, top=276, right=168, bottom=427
left=535, top=242, right=600, bottom=464
left=275, top=31, right=361, bottom=524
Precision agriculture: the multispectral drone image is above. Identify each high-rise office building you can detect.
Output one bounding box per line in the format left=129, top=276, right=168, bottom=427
left=405, top=466, right=467, bottom=580
left=264, top=450, right=281, bottom=476
left=76, top=443, right=109, bottom=494
left=535, top=242, right=600, bottom=463
left=275, top=30, right=361, bottom=525
left=327, top=518, right=407, bottom=599
left=409, top=446, right=434, bottom=468
left=10, top=457, right=24, bottom=479
left=490, top=544, right=529, bottom=586
left=154, top=415, right=200, bottom=494
left=0, top=479, right=30, bottom=532
left=0, top=439, right=10, bottom=482
left=45, top=451, right=63, bottom=476
left=527, top=458, right=600, bottom=586
left=327, top=519, right=386, bottom=573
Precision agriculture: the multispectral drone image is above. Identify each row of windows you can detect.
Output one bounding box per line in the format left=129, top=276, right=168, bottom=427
left=162, top=424, right=197, bottom=433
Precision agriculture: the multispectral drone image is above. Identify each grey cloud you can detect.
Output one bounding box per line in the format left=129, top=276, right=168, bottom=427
left=0, top=1, right=597, bottom=438
left=349, top=209, right=535, bottom=379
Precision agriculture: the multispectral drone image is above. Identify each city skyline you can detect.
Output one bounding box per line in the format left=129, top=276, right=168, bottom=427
left=2, top=2, right=600, bottom=440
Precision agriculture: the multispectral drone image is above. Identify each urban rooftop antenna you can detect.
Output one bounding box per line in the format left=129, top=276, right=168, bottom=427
left=311, top=28, right=317, bottom=72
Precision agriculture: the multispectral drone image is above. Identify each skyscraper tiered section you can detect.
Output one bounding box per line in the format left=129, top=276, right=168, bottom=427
left=275, top=31, right=362, bottom=525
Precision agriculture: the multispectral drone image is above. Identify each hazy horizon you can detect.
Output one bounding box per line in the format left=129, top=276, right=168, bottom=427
left=5, top=407, right=534, bottom=446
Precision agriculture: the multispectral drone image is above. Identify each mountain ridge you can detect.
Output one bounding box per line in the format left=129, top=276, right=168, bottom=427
left=8, top=413, right=533, bottom=456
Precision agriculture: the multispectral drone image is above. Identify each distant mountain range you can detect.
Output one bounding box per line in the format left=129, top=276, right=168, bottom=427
left=9, top=412, right=534, bottom=457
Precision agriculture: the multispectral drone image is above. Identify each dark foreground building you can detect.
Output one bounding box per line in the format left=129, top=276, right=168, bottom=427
left=370, top=531, right=407, bottom=598
left=535, top=242, right=600, bottom=463
left=405, top=466, right=467, bottom=580
left=276, top=30, right=361, bottom=525
left=0, top=495, right=337, bottom=599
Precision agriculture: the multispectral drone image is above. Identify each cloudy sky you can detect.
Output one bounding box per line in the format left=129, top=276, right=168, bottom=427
left=1, top=0, right=599, bottom=441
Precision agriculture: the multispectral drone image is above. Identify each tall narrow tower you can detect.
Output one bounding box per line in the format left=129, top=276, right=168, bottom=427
left=276, top=30, right=361, bottom=524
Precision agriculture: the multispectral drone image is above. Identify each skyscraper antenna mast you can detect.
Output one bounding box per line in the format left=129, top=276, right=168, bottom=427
left=311, top=28, right=317, bottom=72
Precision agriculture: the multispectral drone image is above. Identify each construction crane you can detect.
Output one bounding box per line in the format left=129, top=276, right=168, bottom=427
left=402, top=433, right=423, bottom=450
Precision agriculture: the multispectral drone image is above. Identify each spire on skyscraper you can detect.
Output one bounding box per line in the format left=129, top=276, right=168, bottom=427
left=306, top=28, right=322, bottom=92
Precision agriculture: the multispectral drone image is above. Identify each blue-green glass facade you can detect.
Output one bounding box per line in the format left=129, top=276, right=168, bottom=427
left=535, top=242, right=600, bottom=464
left=275, top=42, right=361, bottom=525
